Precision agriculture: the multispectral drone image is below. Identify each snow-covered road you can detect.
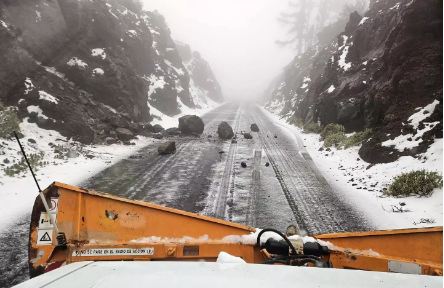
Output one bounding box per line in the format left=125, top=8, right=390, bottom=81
left=83, top=103, right=371, bottom=234
left=0, top=103, right=373, bottom=287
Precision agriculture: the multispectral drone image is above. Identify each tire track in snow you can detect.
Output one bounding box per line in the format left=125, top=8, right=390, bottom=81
left=211, top=107, right=241, bottom=219
left=249, top=112, right=305, bottom=232
left=249, top=106, right=370, bottom=234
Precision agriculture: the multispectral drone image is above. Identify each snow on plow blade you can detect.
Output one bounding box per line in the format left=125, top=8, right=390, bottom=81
left=28, top=182, right=442, bottom=278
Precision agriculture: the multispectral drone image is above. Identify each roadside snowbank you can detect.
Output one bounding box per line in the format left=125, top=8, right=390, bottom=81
left=0, top=121, right=154, bottom=232
left=262, top=107, right=442, bottom=230
left=0, top=101, right=224, bottom=232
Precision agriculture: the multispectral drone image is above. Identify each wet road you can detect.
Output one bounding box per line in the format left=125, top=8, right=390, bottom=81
left=0, top=103, right=371, bottom=287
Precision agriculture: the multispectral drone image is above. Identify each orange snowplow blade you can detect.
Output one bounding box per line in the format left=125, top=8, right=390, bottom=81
left=29, top=182, right=260, bottom=277
left=316, top=227, right=443, bottom=275
left=28, top=182, right=442, bottom=277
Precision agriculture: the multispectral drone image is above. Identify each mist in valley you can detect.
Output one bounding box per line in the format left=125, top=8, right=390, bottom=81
left=143, top=0, right=366, bottom=100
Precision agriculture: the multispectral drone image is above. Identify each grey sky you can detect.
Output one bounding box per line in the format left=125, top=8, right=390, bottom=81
left=143, top=0, right=294, bottom=100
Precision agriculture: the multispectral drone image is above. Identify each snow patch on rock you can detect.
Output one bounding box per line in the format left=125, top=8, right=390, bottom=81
left=164, top=59, right=185, bottom=76
left=337, top=35, right=352, bottom=71
left=300, top=77, right=311, bottom=89
left=103, top=104, right=117, bottom=114
left=338, top=46, right=351, bottom=71
left=382, top=100, right=440, bottom=151
left=146, top=74, right=166, bottom=99
left=359, top=17, right=369, bottom=25
left=390, top=2, right=401, bottom=10
left=24, top=78, right=35, bottom=95
left=35, top=10, right=42, bottom=22
left=38, top=90, right=59, bottom=104
left=67, top=57, right=88, bottom=69
left=127, top=30, right=138, bottom=37
left=91, top=48, right=106, bottom=60
left=92, top=68, right=105, bottom=76
left=0, top=20, right=9, bottom=30
left=27, top=105, right=48, bottom=119
left=408, top=99, right=440, bottom=129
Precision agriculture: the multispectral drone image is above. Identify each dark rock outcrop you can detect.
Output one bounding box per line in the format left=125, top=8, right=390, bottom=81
left=178, top=115, right=204, bottom=135
left=266, top=0, right=442, bottom=163
left=0, top=0, right=221, bottom=144
left=217, top=121, right=234, bottom=140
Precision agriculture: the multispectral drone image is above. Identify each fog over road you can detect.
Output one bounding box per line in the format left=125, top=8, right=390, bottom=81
left=0, top=103, right=371, bottom=288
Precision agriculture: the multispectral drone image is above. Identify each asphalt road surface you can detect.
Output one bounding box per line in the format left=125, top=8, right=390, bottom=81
left=0, top=103, right=371, bottom=288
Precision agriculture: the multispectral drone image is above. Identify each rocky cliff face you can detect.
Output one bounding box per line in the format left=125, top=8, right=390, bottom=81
left=0, top=0, right=221, bottom=144
left=176, top=41, right=223, bottom=107
left=266, top=0, right=442, bottom=163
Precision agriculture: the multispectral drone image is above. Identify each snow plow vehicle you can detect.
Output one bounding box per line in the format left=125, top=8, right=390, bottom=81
left=15, top=182, right=442, bottom=288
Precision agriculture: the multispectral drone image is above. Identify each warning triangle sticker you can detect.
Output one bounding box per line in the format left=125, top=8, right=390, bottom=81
left=39, top=232, right=51, bottom=242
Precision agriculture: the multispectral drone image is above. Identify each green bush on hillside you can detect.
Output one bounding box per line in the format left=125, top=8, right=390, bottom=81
left=321, top=123, right=345, bottom=140
left=343, top=129, right=373, bottom=148
left=4, top=152, right=46, bottom=177
left=324, top=132, right=347, bottom=148
left=303, top=122, right=322, bottom=133
left=320, top=123, right=372, bottom=148
left=385, top=170, right=443, bottom=198
left=0, top=103, right=20, bottom=139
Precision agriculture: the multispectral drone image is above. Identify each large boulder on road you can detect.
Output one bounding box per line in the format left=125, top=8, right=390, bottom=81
left=217, top=122, right=234, bottom=139
left=178, top=115, right=205, bottom=135
left=158, top=141, right=176, bottom=155
left=116, top=128, right=134, bottom=141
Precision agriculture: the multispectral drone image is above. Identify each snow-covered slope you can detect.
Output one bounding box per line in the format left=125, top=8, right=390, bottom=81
left=0, top=0, right=222, bottom=144
left=0, top=120, right=154, bottom=231
left=265, top=0, right=442, bottom=164
left=0, top=0, right=224, bottom=228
